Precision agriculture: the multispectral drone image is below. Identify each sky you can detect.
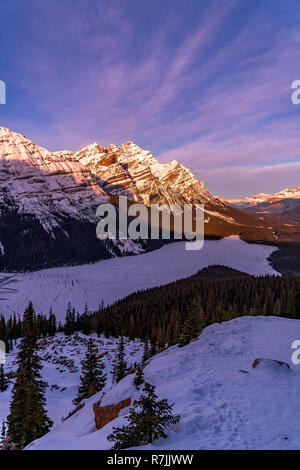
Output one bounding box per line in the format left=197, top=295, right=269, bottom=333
left=0, top=0, right=300, bottom=197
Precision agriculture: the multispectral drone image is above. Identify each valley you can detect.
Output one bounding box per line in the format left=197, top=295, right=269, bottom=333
left=0, top=127, right=277, bottom=272
left=0, top=236, right=278, bottom=321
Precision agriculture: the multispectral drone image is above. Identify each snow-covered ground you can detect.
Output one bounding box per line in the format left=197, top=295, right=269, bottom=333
left=0, top=237, right=278, bottom=321
left=24, top=316, right=300, bottom=450
left=0, top=333, right=144, bottom=431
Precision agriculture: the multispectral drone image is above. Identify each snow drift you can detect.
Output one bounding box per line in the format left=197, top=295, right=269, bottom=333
left=27, top=315, right=300, bottom=450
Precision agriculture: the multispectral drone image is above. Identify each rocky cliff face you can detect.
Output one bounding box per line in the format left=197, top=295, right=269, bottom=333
left=0, top=126, right=270, bottom=271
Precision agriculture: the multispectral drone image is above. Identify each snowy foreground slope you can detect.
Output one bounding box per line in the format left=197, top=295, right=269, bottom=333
left=0, top=237, right=278, bottom=320
left=27, top=316, right=300, bottom=450
left=0, top=333, right=144, bottom=431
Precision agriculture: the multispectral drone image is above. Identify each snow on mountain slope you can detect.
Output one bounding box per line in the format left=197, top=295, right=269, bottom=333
left=0, top=333, right=144, bottom=433
left=26, top=315, right=300, bottom=450
left=0, top=127, right=109, bottom=230
left=222, top=187, right=300, bottom=237
left=0, top=127, right=224, bottom=228
left=0, top=237, right=278, bottom=321
left=225, top=187, right=300, bottom=208
left=0, top=126, right=273, bottom=271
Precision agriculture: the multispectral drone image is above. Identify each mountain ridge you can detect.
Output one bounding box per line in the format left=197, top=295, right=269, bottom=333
left=0, top=126, right=274, bottom=271
left=223, top=186, right=300, bottom=208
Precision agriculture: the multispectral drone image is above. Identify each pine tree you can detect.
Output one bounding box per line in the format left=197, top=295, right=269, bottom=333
left=73, top=339, right=106, bottom=405
left=64, top=303, right=75, bottom=336
left=133, top=367, right=144, bottom=390
left=48, top=308, right=56, bottom=336
left=112, top=337, right=128, bottom=384
left=80, top=303, right=91, bottom=335
left=179, top=303, right=205, bottom=347
left=107, top=382, right=180, bottom=449
left=149, top=338, right=157, bottom=357
left=263, top=288, right=274, bottom=316
left=128, top=315, right=135, bottom=340
left=6, top=302, right=53, bottom=449
left=1, top=420, right=6, bottom=444
left=0, top=364, right=8, bottom=392
left=142, top=337, right=150, bottom=363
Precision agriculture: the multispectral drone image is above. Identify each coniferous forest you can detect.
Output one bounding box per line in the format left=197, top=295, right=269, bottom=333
left=0, top=267, right=299, bottom=450
left=0, top=266, right=299, bottom=351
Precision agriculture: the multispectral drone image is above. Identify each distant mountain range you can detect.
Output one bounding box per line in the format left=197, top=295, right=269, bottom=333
left=224, top=187, right=300, bottom=208
left=0, top=127, right=282, bottom=271
left=222, top=187, right=300, bottom=237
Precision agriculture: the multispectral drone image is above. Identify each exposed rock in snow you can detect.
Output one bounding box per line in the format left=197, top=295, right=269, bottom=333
left=0, top=332, right=144, bottom=431
left=252, top=357, right=290, bottom=371
left=24, top=316, right=300, bottom=450
left=93, top=397, right=131, bottom=430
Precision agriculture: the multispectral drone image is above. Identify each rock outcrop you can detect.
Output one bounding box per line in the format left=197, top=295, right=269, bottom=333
left=93, top=398, right=131, bottom=430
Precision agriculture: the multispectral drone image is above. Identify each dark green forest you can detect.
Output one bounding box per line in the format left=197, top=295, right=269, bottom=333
left=1, top=266, right=299, bottom=352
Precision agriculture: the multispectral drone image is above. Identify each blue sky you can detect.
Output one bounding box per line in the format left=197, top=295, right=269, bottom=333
left=0, top=0, right=300, bottom=197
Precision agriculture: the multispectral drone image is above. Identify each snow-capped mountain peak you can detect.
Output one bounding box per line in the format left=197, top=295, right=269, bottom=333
left=225, top=187, right=300, bottom=208
left=0, top=126, right=270, bottom=271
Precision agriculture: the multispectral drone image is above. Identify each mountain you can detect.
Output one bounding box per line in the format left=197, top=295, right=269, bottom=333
left=223, top=187, right=300, bottom=244
left=0, top=126, right=273, bottom=272
left=23, top=316, right=300, bottom=450
left=224, top=187, right=300, bottom=208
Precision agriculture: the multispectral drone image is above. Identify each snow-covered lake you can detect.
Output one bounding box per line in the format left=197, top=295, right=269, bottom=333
left=0, top=236, right=278, bottom=320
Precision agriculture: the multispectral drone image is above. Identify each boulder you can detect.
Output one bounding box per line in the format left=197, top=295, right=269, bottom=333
left=252, top=358, right=290, bottom=370
left=93, top=398, right=131, bottom=430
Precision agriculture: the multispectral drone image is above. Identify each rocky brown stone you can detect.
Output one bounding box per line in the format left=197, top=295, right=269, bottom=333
left=252, top=358, right=290, bottom=369
left=93, top=398, right=131, bottom=430
left=97, top=351, right=108, bottom=359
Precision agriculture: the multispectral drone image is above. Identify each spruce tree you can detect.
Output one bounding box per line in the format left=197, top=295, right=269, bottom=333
left=112, top=337, right=127, bottom=384
left=133, top=367, right=144, bottom=390
left=6, top=302, right=53, bottom=449
left=0, top=364, right=8, bottom=392
left=149, top=338, right=157, bottom=357
left=142, top=337, right=150, bottom=363
left=48, top=308, right=57, bottom=336
left=107, top=382, right=180, bottom=449
left=1, top=420, right=6, bottom=444
left=179, top=303, right=205, bottom=347
left=64, top=303, right=75, bottom=335
left=73, top=339, right=106, bottom=405
left=80, top=303, right=91, bottom=335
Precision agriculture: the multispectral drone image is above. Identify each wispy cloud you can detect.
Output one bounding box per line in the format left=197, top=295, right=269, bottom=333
left=1, top=0, right=300, bottom=196
left=203, top=161, right=300, bottom=198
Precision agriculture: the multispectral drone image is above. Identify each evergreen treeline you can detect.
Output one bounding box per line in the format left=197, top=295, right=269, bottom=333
left=269, top=242, right=300, bottom=275
left=0, top=266, right=299, bottom=450
left=0, top=267, right=299, bottom=350
left=90, top=267, right=300, bottom=347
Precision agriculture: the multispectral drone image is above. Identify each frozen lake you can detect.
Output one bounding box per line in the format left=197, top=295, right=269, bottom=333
left=0, top=236, right=278, bottom=320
